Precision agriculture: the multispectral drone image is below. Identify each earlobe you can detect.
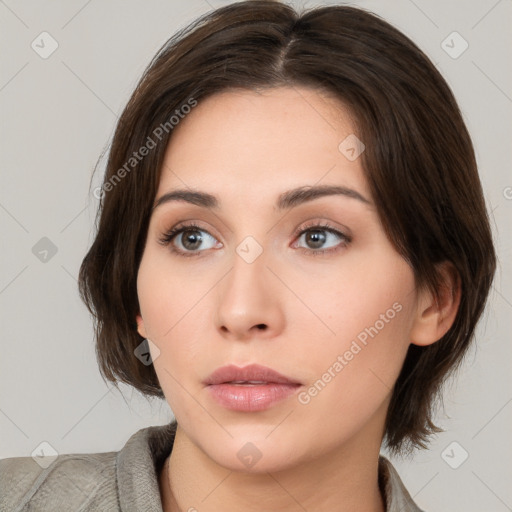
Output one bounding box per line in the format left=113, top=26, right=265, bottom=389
left=136, top=314, right=148, bottom=339
left=410, top=262, right=461, bottom=347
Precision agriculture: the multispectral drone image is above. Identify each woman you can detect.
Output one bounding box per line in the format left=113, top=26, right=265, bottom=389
left=0, top=1, right=496, bottom=511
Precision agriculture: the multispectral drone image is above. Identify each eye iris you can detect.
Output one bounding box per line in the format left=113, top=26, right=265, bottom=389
left=181, top=230, right=203, bottom=250
left=307, top=230, right=326, bottom=249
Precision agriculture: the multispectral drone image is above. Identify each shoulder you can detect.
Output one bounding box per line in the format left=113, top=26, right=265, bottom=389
left=0, top=421, right=177, bottom=512
left=0, top=450, right=118, bottom=511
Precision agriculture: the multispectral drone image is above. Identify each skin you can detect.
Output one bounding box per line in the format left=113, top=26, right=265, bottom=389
left=136, top=86, right=459, bottom=512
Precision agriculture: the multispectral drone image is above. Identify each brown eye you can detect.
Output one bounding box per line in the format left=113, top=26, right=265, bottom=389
left=159, top=223, right=221, bottom=257
left=303, top=230, right=327, bottom=249
left=179, top=229, right=204, bottom=251
left=296, top=226, right=349, bottom=253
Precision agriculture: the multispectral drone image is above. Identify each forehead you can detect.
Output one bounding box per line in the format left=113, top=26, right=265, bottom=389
left=158, top=86, right=369, bottom=202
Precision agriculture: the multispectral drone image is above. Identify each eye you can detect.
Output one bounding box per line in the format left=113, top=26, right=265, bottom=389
left=292, top=221, right=351, bottom=255
left=158, top=223, right=221, bottom=257
left=158, top=220, right=351, bottom=258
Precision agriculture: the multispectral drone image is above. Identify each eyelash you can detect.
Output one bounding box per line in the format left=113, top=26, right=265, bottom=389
left=158, top=221, right=352, bottom=258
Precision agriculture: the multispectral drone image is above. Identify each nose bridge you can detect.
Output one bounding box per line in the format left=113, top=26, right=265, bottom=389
left=214, top=238, right=284, bottom=338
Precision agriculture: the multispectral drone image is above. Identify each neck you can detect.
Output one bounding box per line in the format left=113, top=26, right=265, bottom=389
left=160, top=424, right=386, bottom=512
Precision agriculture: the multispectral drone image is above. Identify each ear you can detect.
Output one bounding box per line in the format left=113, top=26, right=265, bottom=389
left=410, top=262, right=461, bottom=347
left=136, top=314, right=148, bottom=339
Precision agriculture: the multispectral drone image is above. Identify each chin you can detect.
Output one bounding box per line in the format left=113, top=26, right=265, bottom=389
left=180, top=418, right=303, bottom=473
left=205, top=436, right=304, bottom=474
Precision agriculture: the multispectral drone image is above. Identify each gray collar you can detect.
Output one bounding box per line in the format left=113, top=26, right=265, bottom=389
left=116, top=422, right=177, bottom=511
left=379, top=456, right=424, bottom=511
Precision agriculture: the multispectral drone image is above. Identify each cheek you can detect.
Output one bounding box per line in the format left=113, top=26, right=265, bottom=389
left=137, top=249, right=210, bottom=340
left=290, top=254, right=416, bottom=406
left=287, top=247, right=416, bottom=344
left=136, top=250, right=213, bottom=393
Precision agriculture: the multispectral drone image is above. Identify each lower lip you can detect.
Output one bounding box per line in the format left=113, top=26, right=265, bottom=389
left=206, top=383, right=301, bottom=412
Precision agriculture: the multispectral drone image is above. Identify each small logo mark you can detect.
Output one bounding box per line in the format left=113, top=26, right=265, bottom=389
left=237, top=442, right=263, bottom=468
left=236, top=236, right=263, bottom=264
left=441, top=32, right=469, bottom=59
left=32, top=237, right=58, bottom=263
left=134, top=338, right=161, bottom=365
left=441, top=441, right=469, bottom=469
left=31, top=441, right=59, bottom=469
left=338, top=134, right=365, bottom=161
left=31, top=32, right=59, bottom=59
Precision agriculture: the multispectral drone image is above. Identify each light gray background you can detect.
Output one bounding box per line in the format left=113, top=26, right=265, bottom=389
left=1, top=0, right=511, bottom=510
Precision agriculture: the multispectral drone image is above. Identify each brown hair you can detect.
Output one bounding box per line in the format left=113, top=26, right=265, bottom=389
left=78, top=0, right=496, bottom=454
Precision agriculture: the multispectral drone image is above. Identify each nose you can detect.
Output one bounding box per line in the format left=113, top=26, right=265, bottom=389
left=213, top=246, right=285, bottom=341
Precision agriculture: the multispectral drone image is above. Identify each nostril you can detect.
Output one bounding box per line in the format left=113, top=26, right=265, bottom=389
left=256, top=324, right=266, bottom=330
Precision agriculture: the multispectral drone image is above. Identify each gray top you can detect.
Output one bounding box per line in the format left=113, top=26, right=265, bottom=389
left=0, top=422, right=424, bottom=511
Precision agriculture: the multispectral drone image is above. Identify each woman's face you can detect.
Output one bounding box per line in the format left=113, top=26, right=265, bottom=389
left=136, top=86, right=422, bottom=472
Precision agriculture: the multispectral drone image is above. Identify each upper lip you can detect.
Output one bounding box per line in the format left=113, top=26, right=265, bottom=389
left=204, top=364, right=301, bottom=386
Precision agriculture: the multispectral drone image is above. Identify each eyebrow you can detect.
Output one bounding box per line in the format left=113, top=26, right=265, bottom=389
left=152, top=184, right=371, bottom=211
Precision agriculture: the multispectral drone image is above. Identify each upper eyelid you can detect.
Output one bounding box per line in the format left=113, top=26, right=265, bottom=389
left=164, top=220, right=347, bottom=236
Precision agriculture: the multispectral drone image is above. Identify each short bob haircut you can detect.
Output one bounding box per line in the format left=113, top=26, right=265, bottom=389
left=78, top=0, right=496, bottom=455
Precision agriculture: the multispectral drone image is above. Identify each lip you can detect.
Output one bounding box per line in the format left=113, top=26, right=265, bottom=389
left=204, top=364, right=301, bottom=386
left=204, top=364, right=302, bottom=412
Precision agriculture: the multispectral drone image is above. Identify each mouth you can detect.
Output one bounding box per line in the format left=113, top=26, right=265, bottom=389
left=204, top=364, right=302, bottom=412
